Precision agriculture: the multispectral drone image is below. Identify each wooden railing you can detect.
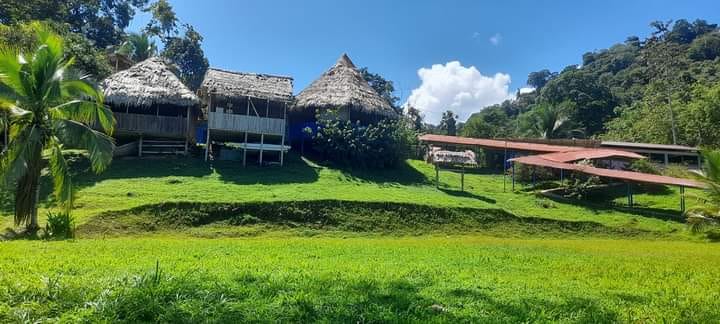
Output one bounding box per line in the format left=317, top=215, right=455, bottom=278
left=208, top=112, right=285, bottom=136
left=114, top=112, right=187, bottom=137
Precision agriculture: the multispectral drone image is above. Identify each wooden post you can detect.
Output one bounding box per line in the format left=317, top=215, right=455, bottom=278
left=461, top=165, right=465, bottom=192
left=531, top=167, right=536, bottom=189
left=184, top=106, right=191, bottom=155
left=680, top=186, right=686, bottom=213
left=259, top=134, right=264, bottom=165
left=435, top=164, right=439, bottom=189
left=512, top=162, right=515, bottom=191
left=138, top=136, right=143, bottom=157
left=664, top=153, right=669, bottom=167
left=280, top=102, right=286, bottom=166
left=627, top=182, right=633, bottom=208
left=243, top=132, right=248, bottom=167
left=204, top=128, right=210, bottom=161
left=560, top=169, right=564, bottom=186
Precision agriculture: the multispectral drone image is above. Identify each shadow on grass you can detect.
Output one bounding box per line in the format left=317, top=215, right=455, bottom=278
left=438, top=188, right=496, bottom=204
left=541, top=191, right=684, bottom=222
left=446, top=287, right=620, bottom=322
left=329, top=159, right=430, bottom=186
left=213, top=153, right=321, bottom=185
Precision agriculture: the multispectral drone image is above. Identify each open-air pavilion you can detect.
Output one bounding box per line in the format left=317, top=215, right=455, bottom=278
left=419, top=134, right=706, bottom=213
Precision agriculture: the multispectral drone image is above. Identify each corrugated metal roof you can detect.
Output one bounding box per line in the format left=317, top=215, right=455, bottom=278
left=419, top=134, right=584, bottom=153
left=601, top=141, right=699, bottom=152
left=510, top=155, right=706, bottom=189
left=536, top=149, right=645, bottom=163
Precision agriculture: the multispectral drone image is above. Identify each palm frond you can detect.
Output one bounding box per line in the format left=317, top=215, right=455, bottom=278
left=47, top=138, right=73, bottom=211
left=53, top=119, right=114, bottom=173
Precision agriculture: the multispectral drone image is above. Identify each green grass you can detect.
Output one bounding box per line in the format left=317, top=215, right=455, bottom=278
left=1, top=235, right=719, bottom=322
left=0, top=155, right=705, bottom=236
left=0, top=155, right=718, bottom=322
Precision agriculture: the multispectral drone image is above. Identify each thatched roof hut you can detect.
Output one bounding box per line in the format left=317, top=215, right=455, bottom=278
left=199, top=68, right=293, bottom=102
left=293, top=54, right=396, bottom=119
left=101, top=57, right=200, bottom=108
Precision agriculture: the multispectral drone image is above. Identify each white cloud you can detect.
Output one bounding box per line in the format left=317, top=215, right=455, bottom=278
left=404, top=61, right=514, bottom=124
left=489, top=33, right=502, bottom=46
left=519, top=87, right=535, bottom=94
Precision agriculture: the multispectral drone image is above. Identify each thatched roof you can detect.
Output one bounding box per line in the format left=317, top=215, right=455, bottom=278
left=200, top=68, right=293, bottom=102
left=101, top=57, right=199, bottom=108
left=293, top=54, right=396, bottom=116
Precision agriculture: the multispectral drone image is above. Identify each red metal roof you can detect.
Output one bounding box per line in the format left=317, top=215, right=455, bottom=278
left=510, top=155, right=706, bottom=189
left=419, top=134, right=583, bottom=153
left=535, top=149, right=645, bottom=163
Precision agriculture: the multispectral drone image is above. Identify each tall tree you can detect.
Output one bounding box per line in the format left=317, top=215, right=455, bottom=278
left=360, top=67, right=400, bottom=111
left=0, top=23, right=115, bottom=231
left=162, top=24, right=209, bottom=90
left=527, top=69, right=556, bottom=90
left=0, top=0, right=150, bottom=48
left=144, top=0, right=178, bottom=40
left=404, top=105, right=424, bottom=132
left=439, top=110, right=458, bottom=136
left=522, top=102, right=581, bottom=139
left=116, top=32, right=156, bottom=62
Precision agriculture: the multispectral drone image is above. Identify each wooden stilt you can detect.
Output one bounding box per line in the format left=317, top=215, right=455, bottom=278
left=204, top=129, right=210, bottom=161
left=280, top=102, right=286, bottom=166
left=184, top=106, right=191, bottom=155
left=138, top=136, right=143, bottom=157
left=243, top=131, right=248, bottom=167
left=435, top=164, right=439, bottom=189
left=627, top=183, right=633, bottom=208
left=259, top=134, right=264, bottom=165
left=680, top=186, right=686, bottom=213
left=512, top=162, right=515, bottom=191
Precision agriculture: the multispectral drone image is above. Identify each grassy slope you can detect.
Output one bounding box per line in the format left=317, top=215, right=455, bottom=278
left=0, top=155, right=700, bottom=235
left=3, top=158, right=696, bottom=232
left=1, top=235, right=719, bottom=322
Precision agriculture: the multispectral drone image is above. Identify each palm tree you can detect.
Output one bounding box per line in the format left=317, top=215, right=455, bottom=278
left=439, top=110, right=458, bottom=136
left=525, top=102, right=582, bottom=139
left=686, top=150, right=720, bottom=232
left=116, top=33, right=157, bottom=62
left=0, top=22, right=115, bottom=232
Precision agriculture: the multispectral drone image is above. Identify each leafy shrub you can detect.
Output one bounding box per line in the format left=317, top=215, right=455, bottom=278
left=629, top=159, right=660, bottom=175
left=44, top=212, right=75, bottom=239
left=513, top=164, right=556, bottom=183
left=564, top=176, right=601, bottom=200
left=313, top=110, right=415, bottom=168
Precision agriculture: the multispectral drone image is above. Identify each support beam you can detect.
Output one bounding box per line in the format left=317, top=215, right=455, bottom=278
left=435, top=164, right=439, bottom=189
left=138, top=136, right=143, bottom=157
left=461, top=165, right=465, bottom=192
left=680, top=186, right=686, bottom=213
left=664, top=153, right=669, bottom=166
left=627, top=182, right=633, bottom=208
left=280, top=102, right=286, bottom=166
left=259, top=134, right=264, bottom=165
left=512, top=162, right=515, bottom=191
left=204, top=128, right=210, bottom=161
left=560, top=169, right=564, bottom=186
left=184, top=106, right=191, bottom=155
left=243, top=132, right=248, bottom=167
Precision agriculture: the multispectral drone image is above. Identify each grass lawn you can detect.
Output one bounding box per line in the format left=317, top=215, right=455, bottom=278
left=1, top=235, right=719, bottom=322
left=0, top=154, right=705, bottom=236
left=1, top=154, right=717, bottom=322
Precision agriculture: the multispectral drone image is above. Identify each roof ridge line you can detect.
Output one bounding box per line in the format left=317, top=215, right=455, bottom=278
left=208, top=67, right=294, bottom=80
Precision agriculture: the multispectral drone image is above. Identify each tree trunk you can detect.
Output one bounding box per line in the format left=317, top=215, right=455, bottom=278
left=28, top=181, right=40, bottom=232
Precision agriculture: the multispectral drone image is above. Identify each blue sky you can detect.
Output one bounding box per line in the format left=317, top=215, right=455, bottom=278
left=129, top=0, right=720, bottom=123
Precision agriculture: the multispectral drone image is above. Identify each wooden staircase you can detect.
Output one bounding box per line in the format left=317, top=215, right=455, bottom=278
left=139, top=139, right=187, bottom=156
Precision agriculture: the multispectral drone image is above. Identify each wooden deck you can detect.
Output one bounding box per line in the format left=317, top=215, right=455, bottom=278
left=208, top=112, right=285, bottom=136
left=114, top=112, right=188, bottom=138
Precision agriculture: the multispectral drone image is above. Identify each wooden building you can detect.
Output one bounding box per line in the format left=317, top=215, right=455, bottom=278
left=101, top=57, right=200, bottom=155
left=199, top=68, right=294, bottom=166
left=290, top=54, right=397, bottom=143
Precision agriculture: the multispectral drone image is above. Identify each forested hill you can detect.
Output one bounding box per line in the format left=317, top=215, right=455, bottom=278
left=462, top=19, right=720, bottom=148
